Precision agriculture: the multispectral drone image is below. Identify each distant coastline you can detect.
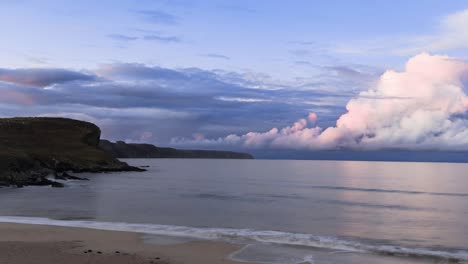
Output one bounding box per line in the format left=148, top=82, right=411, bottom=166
left=0, top=117, right=253, bottom=187
left=3, top=116, right=467, bottom=189
left=99, top=140, right=253, bottom=159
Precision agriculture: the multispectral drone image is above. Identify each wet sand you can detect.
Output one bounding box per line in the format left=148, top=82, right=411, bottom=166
left=0, top=223, right=451, bottom=264
left=0, top=223, right=248, bottom=264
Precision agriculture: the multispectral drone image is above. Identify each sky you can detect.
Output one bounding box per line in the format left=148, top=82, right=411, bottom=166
left=2, top=0, right=468, bottom=156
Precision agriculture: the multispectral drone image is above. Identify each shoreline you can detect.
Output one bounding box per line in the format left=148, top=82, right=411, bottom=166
left=0, top=220, right=456, bottom=264
left=0, top=222, right=250, bottom=264
left=0, top=222, right=458, bottom=264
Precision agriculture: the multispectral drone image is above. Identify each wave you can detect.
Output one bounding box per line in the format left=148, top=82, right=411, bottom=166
left=184, top=192, right=304, bottom=203
left=0, top=216, right=467, bottom=262
left=318, top=199, right=440, bottom=212
left=309, top=185, right=468, bottom=197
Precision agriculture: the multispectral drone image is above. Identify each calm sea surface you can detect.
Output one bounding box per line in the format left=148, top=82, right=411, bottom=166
left=1, top=159, right=468, bottom=263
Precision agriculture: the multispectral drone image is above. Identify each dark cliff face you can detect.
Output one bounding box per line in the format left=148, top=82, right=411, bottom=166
left=0, top=117, right=142, bottom=187
left=99, top=140, right=254, bottom=159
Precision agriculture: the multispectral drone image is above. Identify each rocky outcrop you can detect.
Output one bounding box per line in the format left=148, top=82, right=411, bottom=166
left=99, top=140, right=254, bottom=159
left=0, top=117, right=143, bottom=187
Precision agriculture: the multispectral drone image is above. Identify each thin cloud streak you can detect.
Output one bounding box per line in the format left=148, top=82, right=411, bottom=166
left=108, top=34, right=139, bottom=41
left=143, top=35, right=181, bottom=43
left=135, top=10, right=178, bottom=25
left=201, top=54, right=231, bottom=60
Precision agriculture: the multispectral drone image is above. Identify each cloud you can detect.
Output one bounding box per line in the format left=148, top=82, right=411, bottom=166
left=108, top=34, right=138, bottom=41
left=44, top=106, right=195, bottom=120
left=289, top=49, right=310, bottom=57
left=333, top=9, right=468, bottom=56
left=1, top=63, right=350, bottom=144
left=26, top=56, right=49, bottom=65
left=293, top=41, right=317, bottom=46
left=0, top=68, right=95, bottom=87
left=323, top=65, right=381, bottom=86
left=136, top=10, right=178, bottom=25
left=96, top=63, right=187, bottom=81
left=200, top=54, right=231, bottom=60
left=326, top=66, right=364, bottom=77
left=215, top=96, right=271, bottom=103
left=294, top=61, right=313, bottom=66
left=175, top=53, right=468, bottom=151
left=406, top=9, right=468, bottom=53
left=143, top=34, right=181, bottom=43
left=107, top=33, right=181, bottom=43
left=1, top=90, right=36, bottom=105
left=356, top=9, right=468, bottom=56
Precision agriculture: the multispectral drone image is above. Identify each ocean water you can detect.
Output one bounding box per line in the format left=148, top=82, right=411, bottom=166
left=1, top=159, right=468, bottom=263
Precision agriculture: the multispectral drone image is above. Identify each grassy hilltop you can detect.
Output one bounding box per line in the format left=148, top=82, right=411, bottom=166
left=0, top=117, right=141, bottom=187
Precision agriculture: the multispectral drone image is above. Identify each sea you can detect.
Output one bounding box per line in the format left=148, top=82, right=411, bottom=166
left=1, top=159, right=468, bottom=264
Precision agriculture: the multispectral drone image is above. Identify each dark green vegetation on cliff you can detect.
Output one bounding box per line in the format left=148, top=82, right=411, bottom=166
left=0, top=117, right=142, bottom=187
left=0, top=117, right=253, bottom=187
left=99, top=140, right=254, bottom=159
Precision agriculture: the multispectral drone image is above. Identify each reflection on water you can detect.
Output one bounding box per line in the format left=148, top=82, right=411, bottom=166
left=0, top=159, right=468, bottom=255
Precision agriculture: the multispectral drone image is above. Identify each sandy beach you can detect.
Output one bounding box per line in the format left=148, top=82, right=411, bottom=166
left=0, top=223, right=249, bottom=264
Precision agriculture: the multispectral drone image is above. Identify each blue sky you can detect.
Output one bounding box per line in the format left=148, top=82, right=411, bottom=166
left=2, top=1, right=468, bottom=154
left=2, top=0, right=467, bottom=73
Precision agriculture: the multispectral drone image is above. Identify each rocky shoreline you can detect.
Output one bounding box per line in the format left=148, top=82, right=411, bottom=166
left=0, top=117, right=144, bottom=188
left=0, top=117, right=254, bottom=188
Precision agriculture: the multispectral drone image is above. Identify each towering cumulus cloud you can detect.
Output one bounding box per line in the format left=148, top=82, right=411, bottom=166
left=177, top=53, right=468, bottom=150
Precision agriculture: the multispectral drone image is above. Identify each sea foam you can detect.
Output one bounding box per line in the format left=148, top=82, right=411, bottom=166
left=0, top=216, right=467, bottom=262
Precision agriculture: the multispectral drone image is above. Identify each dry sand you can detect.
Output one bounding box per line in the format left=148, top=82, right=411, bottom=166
left=0, top=223, right=250, bottom=264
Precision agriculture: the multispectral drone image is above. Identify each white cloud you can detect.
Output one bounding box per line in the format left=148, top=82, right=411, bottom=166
left=215, top=96, right=272, bottom=103
left=175, top=53, right=468, bottom=151
left=399, top=9, right=468, bottom=54
left=332, top=9, right=468, bottom=56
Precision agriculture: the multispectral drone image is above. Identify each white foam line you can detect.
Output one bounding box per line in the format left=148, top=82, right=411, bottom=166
left=0, top=216, right=467, bottom=261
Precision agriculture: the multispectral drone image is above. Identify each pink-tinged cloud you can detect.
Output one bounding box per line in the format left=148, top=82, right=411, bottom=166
left=307, top=112, right=318, bottom=123
left=139, top=131, right=154, bottom=141
left=1, top=90, right=36, bottom=105
left=0, top=68, right=94, bottom=87
left=192, top=133, right=205, bottom=141
left=173, top=53, right=468, bottom=151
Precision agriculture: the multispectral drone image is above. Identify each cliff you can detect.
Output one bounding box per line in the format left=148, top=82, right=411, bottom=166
left=99, top=140, right=254, bottom=159
left=0, top=117, right=143, bottom=187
